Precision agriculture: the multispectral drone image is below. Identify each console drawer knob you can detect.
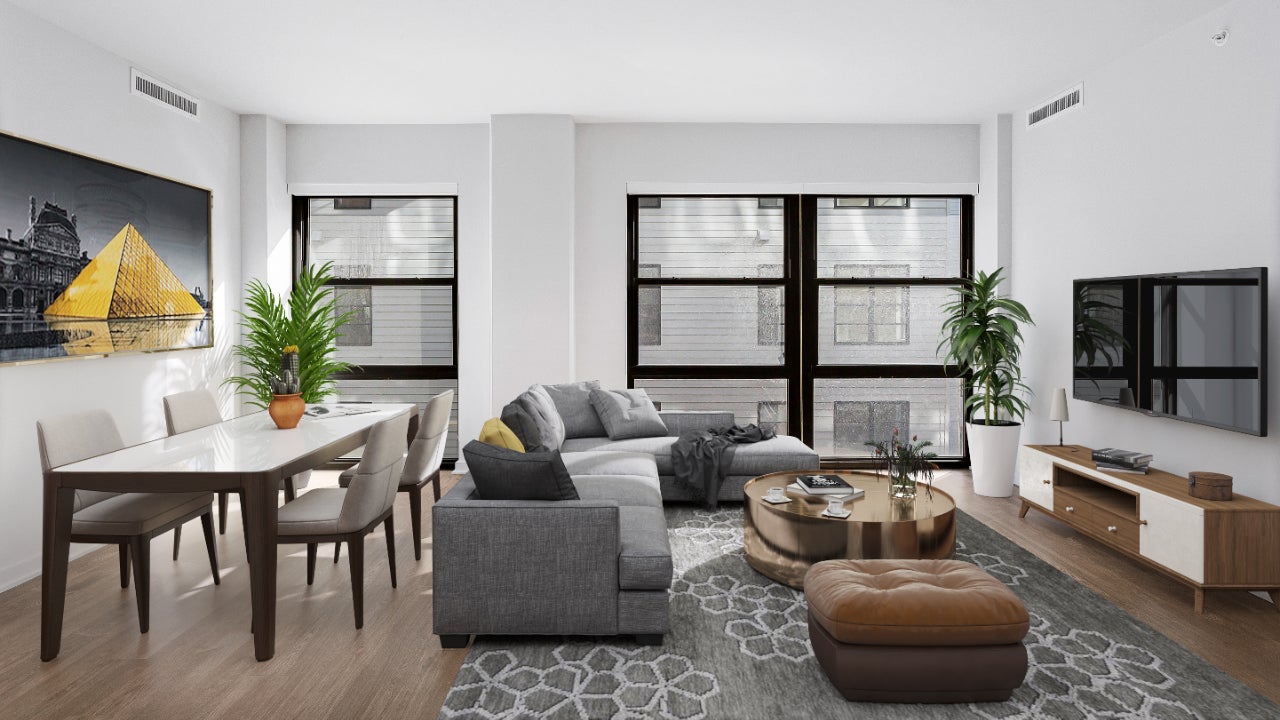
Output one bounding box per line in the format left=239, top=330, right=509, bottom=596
left=1107, top=525, right=1118, bottom=533
left=1042, top=480, right=1051, bottom=485
left=1065, top=506, right=1075, bottom=513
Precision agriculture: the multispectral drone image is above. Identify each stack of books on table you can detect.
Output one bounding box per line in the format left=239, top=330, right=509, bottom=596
left=1092, top=448, right=1152, bottom=474
left=790, top=474, right=866, bottom=499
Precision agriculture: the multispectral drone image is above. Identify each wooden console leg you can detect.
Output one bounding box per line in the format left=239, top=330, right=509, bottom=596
left=1194, top=588, right=1205, bottom=615
left=1267, top=589, right=1280, bottom=612
left=1018, top=500, right=1031, bottom=519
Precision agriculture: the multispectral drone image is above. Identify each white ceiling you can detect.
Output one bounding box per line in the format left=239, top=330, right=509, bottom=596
left=9, top=0, right=1228, bottom=124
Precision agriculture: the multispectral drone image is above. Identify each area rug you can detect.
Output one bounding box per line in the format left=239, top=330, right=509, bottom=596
left=439, top=507, right=1280, bottom=719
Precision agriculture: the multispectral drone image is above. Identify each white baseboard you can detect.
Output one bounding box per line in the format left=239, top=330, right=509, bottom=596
left=0, top=545, right=103, bottom=594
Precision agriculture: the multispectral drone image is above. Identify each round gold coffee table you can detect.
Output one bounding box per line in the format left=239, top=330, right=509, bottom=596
left=743, top=470, right=957, bottom=588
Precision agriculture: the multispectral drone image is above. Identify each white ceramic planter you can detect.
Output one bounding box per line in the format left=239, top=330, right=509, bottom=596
left=967, top=422, right=1022, bottom=497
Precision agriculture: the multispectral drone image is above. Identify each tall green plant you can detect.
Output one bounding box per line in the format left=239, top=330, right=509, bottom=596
left=938, top=268, right=1034, bottom=426
left=225, top=262, right=355, bottom=408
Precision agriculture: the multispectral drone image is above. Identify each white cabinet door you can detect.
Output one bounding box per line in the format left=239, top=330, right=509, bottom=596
left=1018, top=447, right=1054, bottom=509
left=1139, top=491, right=1205, bottom=583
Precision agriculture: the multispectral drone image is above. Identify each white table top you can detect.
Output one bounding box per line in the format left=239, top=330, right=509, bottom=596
left=53, top=403, right=414, bottom=476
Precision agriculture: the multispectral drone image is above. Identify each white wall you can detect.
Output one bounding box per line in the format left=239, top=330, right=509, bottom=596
left=285, top=124, right=492, bottom=440
left=240, top=115, right=291, bottom=296
left=1011, top=0, right=1280, bottom=503
left=0, top=2, right=243, bottom=590
left=489, top=115, right=576, bottom=404
left=574, top=123, right=981, bottom=387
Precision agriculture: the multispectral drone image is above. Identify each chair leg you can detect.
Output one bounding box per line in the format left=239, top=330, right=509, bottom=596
left=217, top=491, right=229, bottom=535
left=172, top=524, right=182, bottom=561
left=348, top=534, right=365, bottom=629
left=118, top=544, right=130, bottom=588
left=408, top=487, right=423, bottom=562
left=383, top=516, right=397, bottom=589
left=306, top=543, right=317, bottom=586
left=334, top=542, right=341, bottom=564
left=239, top=491, right=250, bottom=565
left=431, top=470, right=441, bottom=503
left=283, top=477, right=296, bottom=503
left=200, top=512, right=220, bottom=585
left=129, top=536, right=150, bottom=634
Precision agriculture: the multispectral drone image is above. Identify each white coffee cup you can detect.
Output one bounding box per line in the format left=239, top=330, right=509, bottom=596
left=827, top=497, right=846, bottom=514
left=766, top=486, right=786, bottom=502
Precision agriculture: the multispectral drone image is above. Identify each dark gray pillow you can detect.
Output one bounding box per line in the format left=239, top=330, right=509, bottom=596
left=462, top=440, right=578, bottom=501
left=589, top=388, right=669, bottom=440
left=515, top=385, right=565, bottom=451
left=500, top=402, right=546, bottom=452
left=541, top=380, right=606, bottom=439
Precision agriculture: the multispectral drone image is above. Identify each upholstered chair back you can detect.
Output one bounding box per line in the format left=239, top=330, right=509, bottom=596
left=163, top=389, right=223, bottom=435
left=402, top=390, right=453, bottom=487
left=36, top=409, right=124, bottom=513
left=338, top=410, right=411, bottom=533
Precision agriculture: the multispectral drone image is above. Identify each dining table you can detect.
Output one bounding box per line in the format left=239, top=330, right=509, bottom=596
left=41, top=402, right=418, bottom=662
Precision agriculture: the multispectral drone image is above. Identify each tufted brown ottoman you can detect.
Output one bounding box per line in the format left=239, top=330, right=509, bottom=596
left=805, top=559, right=1030, bottom=703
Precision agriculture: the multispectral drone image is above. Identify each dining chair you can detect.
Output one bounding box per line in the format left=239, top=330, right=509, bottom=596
left=335, top=389, right=453, bottom=562
left=36, top=409, right=220, bottom=634
left=276, top=409, right=411, bottom=629
left=163, top=389, right=311, bottom=536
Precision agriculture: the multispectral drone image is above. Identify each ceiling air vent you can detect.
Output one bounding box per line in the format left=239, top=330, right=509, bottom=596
left=130, top=68, right=199, bottom=118
left=1027, top=83, right=1082, bottom=128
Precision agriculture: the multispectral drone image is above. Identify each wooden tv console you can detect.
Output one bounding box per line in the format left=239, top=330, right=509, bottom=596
left=1018, top=444, right=1280, bottom=614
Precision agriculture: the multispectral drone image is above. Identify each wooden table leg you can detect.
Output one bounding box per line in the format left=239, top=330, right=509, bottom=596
left=1267, top=589, right=1279, bottom=612
left=40, top=484, right=75, bottom=661
left=243, top=475, right=278, bottom=661
left=1194, top=587, right=1205, bottom=615
left=1018, top=500, right=1031, bottom=519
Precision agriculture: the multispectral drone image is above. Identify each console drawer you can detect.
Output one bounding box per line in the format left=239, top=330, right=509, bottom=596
left=1082, top=506, right=1140, bottom=554
left=1054, top=489, right=1093, bottom=523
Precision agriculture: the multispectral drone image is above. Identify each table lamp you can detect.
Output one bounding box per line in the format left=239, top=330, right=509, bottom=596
left=1049, top=388, right=1070, bottom=447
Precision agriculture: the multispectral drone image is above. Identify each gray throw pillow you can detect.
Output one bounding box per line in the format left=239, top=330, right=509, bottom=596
left=515, top=385, right=565, bottom=451
left=462, top=440, right=578, bottom=501
left=589, top=388, right=669, bottom=440
left=500, top=402, right=546, bottom=452
left=540, top=380, right=606, bottom=439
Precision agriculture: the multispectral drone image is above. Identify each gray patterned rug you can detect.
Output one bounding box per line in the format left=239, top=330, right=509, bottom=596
left=439, top=507, right=1280, bottom=719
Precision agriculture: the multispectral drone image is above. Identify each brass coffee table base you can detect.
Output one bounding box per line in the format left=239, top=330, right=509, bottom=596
left=743, top=470, right=957, bottom=589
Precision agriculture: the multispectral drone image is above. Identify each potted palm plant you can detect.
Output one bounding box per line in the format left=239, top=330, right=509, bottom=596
left=226, top=262, right=355, bottom=427
left=939, top=268, right=1034, bottom=497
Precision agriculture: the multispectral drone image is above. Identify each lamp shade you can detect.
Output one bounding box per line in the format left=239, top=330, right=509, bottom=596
left=1049, top=388, right=1070, bottom=422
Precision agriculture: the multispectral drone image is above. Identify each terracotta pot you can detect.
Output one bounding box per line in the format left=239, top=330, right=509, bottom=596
left=269, top=393, right=305, bottom=429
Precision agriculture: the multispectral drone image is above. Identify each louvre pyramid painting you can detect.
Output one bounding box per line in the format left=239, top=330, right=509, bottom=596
left=44, top=224, right=206, bottom=319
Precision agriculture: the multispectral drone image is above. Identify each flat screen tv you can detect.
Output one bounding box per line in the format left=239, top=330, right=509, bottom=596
left=1073, top=267, right=1267, bottom=436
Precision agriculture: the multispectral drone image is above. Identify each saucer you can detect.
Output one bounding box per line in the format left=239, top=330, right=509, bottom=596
left=762, top=494, right=791, bottom=505
left=821, top=508, right=851, bottom=519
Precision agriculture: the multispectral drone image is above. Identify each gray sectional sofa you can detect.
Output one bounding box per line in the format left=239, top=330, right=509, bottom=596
left=433, top=404, right=819, bottom=648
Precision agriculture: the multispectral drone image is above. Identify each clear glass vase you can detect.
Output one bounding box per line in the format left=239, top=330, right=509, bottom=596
left=889, top=464, right=918, bottom=499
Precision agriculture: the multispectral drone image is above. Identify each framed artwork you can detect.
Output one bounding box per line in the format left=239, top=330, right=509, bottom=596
left=0, top=131, right=212, bottom=364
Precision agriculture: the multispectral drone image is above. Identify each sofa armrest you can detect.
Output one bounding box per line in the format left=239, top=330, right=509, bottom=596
left=658, top=410, right=735, bottom=437
left=432, top=475, right=623, bottom=635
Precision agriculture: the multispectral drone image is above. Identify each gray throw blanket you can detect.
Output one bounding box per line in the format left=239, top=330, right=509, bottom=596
left=671, top=424, right=776, bottom=509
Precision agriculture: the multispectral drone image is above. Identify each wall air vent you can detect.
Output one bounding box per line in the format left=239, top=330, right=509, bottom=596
left=1027, top=83, right=1082, bottom=128
left=130, top=68, right=199, bottom=118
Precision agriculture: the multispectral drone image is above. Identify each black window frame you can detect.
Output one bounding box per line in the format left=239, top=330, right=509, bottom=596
left=627, top=193, right=973, bottom=468
left=292, top=195, right=460, bottom=463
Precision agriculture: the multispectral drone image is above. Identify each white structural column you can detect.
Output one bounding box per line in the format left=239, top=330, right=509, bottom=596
left=975, top=113, right=1014, bottom=278
left=239, top=114, right=292, bottom=296
left=489, top=114, right=576, bottom=407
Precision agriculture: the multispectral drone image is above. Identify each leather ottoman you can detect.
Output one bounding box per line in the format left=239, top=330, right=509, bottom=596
left=805, top=559, right=1030, bottom=703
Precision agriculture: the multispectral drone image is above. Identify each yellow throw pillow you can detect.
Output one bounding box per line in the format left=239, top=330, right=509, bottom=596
left=479, top=417, right=525, bottom=452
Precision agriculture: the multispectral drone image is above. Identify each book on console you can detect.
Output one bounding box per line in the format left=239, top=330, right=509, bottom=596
left=1095, top=461, right=1150, bottom=475
left=795, top=474, right=854, bottom=495
left=1092, top=448, right=1153, bottom=468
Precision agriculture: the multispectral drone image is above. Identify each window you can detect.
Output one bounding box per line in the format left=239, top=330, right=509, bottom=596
left=629, top=194, right=970, bottom=464
left=295, top=196, right=459, bottom=461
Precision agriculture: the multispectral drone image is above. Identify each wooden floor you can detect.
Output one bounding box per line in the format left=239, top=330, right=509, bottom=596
left=0, top=470, right=1276, bottom=719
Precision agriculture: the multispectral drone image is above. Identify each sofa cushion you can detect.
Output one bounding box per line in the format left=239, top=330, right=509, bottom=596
left=462, top=440, right=578, bottom=500
left=500, top=402, right=545, bottom=452
left=723, top=435, right=821, bottom=476
left=478, top=417, right=524, bottom=452
left=562, top=436, right=679, bottom=474
left=589, top=388, right=668, bottom=440
left=572, top=474, right=663, bottom=508
left=618, top=506, right=673, bottom=590
left=561, top=451, right=659, bottom=480
left=541, top=381, right=607, bottom=439
left=515, top=385, right=565, bottom=451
